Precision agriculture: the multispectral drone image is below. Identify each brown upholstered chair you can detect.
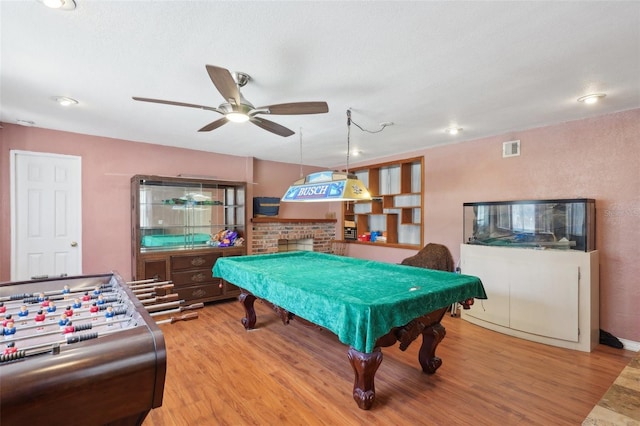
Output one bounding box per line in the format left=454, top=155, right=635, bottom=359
left=400, top=243, right=455, bottom=272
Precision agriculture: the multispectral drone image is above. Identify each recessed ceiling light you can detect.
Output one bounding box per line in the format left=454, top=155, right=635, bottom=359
left=41, top=0, right=76, bottom=10
left=53, top=96, right=79, bottom=106
left=17, top=120, right=35, bottom=127
left=577, top=93, right=606, bottom=105
left=445, top=127, right=462, bottom=135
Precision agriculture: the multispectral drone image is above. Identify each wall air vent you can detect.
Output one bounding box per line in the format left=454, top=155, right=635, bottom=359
left=503, top=140, right=521, bottom=158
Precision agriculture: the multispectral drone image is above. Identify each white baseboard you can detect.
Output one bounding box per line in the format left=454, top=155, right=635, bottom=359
left=619, top=338, right=640, bottom=352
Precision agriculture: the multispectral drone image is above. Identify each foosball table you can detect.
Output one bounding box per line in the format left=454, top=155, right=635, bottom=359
left=0, top=272, right=168, bottom=425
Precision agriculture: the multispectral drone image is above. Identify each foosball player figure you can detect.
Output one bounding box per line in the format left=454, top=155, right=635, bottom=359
left=93, top=286, right=102, bottom=297
left=62, top=285, right=71, bottom=299
left=0, top=302, right=5, bottom=314
left=81, top=291, right=91, bottom=307
left=63, top=321, right=75, bottom=335
left=72, top=298, right=82, bottom=310
left=104, top=306, right=115, bottom=324
left=3, top=341, right=17, bottom=355
left=96, top=294, right=105, bottom=305
left=18, top=305, right=29, bottom=324
left=41, top=297, right=50, bottom=308
left=90, top=302, right=99, bottom=319
left=58, top=313, right=70, bottom=329
left=35, top=309, right=46, bottom=331
left=2, top=314, right=13, bottom=327
left=47, top=301, right=57, bottom=315
left=64, top=306, right=74, bottom=318
left=4, top=320, right=16, bottom=339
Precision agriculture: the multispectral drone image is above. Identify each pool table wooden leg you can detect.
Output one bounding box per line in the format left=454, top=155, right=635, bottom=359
left=239, top=292, right=257, bottom=329
left=347, top=347, right=383, bottom=410
left=418, top=322, right=446, bottom=374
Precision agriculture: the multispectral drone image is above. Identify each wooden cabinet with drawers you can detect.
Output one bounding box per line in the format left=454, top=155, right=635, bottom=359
left=131, top=175, right=247, bottom=304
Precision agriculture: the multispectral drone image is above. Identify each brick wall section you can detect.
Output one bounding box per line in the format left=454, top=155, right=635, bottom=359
left=251, top=221, right=336, bottom=254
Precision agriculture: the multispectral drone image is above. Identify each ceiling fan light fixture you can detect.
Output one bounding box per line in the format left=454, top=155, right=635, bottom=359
left=225, top=112, right=250, bottom=123
left=445, top=127, right=462, bottom=135
left=577, top=93, right=606, bottom=105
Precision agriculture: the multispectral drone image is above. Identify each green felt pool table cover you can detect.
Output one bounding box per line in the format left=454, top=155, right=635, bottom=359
left=213, top=251, right=487, bottom=353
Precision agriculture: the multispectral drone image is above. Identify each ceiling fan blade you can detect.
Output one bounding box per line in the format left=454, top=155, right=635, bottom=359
left=250, top=117, right=295, bottom=137
left=198, top=117, right=228, bottom=132
left=132, top=97, right=221, bottom=113
left=206, top=65, right=241, bottom=106
left=258, top=101, right=329, bottom=115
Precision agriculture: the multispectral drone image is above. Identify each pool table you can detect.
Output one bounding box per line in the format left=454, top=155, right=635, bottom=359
left=213, top=251, right=486, bottom=409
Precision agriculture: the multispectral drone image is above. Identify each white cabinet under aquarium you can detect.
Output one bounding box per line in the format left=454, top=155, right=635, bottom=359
left=459, top=199, right=598, bottom=352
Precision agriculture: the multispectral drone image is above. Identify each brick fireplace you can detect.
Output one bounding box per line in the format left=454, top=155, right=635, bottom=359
left=251, top=218, right=337, bottom=254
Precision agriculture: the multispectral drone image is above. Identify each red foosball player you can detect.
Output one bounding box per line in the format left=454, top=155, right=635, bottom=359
left=89, top=302, right=99, bottom=320
left=0, top=302, right=5, bottom=314
left=63, top=321, right=75, bottom=335
left=64, top=306, right=74, bottom=318
left=4, top=341, right=17, bottom=355
left=35, top=309, right=46, bottom=330
left=41, top=297, right=50, bottom=308
left=81, top=292, right=91, bottom=307
left=2, top=314, right=13, bottom=327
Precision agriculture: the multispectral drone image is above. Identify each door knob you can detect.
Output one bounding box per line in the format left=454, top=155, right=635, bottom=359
left=70, top=241, right=78, bottom=247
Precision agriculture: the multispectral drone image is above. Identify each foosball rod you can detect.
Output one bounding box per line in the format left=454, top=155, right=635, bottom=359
left=1, top=294, right=124, bottom=314
left=126, top=280, right=172, bottom=290
left=5, top=317, right=133, bottom=344
left=1, top=323, right=139, bottom=363
left=0, top=285, right=117, bottom=304
left=125, top=278, right=158, bottom=286
left=143, top=300, right=185, bottom=313
left=155, top=312, right=199, bottom=325
left=148, top=303, right=204, bottom=317
left=131, top=284, right=174, bottom=295
left=11, top=306, right=130, bottom=332
left=140, top=294, right=179, bottom=305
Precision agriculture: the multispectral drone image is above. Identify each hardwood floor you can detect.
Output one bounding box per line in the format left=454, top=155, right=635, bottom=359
left=144, top=301, right=635, bottom=426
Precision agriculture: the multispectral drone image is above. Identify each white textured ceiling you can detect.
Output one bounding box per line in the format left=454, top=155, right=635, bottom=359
left=2, top=1, right=639, bottom=168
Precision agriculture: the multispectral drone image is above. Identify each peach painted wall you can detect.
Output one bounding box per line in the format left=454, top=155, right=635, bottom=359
left=1, top=108, right=638, bottom=342
left=347, top=108, right=640, bottom=342
left=0, top=125, right=324, bottom=283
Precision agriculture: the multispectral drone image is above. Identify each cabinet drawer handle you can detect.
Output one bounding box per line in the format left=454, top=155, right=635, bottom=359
left=190, top=257, right=206, bottom=267
left=191, top=272, right=207, bottom=282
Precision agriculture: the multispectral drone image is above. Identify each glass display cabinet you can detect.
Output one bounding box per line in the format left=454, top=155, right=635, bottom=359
left=463, top=198, right=595, bottom=252
left=131, top=175, right=246, bottom=304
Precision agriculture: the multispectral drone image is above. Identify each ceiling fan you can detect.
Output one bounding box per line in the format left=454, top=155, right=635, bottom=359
left=132, top=65, right=329, bottom=137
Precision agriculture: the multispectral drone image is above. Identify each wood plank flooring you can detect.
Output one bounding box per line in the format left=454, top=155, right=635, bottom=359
left=144, top=301, right=635, bottom=426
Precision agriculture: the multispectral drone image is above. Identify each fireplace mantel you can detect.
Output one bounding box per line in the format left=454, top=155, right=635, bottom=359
left=251, top=217, right=336, bottom=224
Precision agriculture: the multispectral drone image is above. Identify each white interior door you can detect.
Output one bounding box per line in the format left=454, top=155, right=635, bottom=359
left=11, top=150, right=82, bottom=280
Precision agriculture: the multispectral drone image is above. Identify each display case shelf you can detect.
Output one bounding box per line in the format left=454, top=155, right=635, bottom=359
left=131, top=175, right=247, bottom=304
